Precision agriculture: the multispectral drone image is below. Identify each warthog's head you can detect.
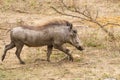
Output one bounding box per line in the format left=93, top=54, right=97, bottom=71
left=68, top=29, right=84, bottom=51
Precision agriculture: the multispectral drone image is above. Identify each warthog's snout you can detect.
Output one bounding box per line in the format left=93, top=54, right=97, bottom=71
left=77, top=46, right=84, bottom=51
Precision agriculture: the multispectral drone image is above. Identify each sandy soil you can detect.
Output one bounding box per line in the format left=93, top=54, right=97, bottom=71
left=0, top=0, right=120, bottom=79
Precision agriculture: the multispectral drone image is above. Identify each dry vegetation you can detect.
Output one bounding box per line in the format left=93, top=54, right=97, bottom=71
left=0, top=0, right=120, bottom=80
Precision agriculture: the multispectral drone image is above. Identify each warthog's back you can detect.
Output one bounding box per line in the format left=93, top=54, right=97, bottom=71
left=21, top=19, right=72, bottom=30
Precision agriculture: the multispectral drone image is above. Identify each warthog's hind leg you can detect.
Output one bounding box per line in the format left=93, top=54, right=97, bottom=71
left=2, top=42, right=15, bottom=61
left=15, top=42, right=24, bottom=64
left=47, top=45, right=53, bottom=62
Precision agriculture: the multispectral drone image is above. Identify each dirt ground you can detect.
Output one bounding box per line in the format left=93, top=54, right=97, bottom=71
left=0, top=12, right=120, bottom=80
left=0, top=0, right=120, bottom=80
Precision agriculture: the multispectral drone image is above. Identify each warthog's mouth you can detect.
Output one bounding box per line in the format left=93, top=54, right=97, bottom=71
left=77, top=46, right=84, bottom=51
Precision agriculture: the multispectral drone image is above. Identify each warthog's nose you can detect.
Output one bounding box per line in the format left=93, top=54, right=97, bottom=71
left=77, top=46, right=84, bottom=51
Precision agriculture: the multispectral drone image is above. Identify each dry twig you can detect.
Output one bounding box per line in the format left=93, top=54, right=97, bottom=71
left=51, top=0, right=120, bottom=40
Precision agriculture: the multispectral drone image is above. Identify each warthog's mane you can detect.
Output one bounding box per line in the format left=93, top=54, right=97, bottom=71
left=21, top=19, right=73, bottom=30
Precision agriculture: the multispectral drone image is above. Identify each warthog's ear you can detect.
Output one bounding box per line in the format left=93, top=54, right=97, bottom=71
left=66, top=22, right=73, bottom=30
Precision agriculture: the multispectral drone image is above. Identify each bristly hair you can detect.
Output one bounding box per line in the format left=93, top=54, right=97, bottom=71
left=21, top=19, right=73, bottom=30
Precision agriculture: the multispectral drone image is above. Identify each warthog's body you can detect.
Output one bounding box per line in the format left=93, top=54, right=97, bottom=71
left=2, top=19, right=84, bottom=64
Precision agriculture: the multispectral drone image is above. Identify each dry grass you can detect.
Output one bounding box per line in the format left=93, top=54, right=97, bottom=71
left=0, top=0, right=120, bottom=80
left=0, top=19, right=120, bottom=80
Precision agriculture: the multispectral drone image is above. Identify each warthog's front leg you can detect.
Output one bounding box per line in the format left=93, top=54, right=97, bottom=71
left=54, top=45, right=73, bottom=61
left=47, top=45, right=53, bottom=62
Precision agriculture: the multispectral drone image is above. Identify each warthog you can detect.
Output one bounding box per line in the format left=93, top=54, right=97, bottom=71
left=2, top=19, right=84, bottom=64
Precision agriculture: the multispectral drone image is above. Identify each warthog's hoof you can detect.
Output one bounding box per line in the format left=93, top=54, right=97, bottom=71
left=77, top=46, right=84, bottom=51
left=1, top=55, right=5, bottom=61
left=20, top=61, right=25, bottom=64
left=47, top=59, right=51, bottom=62
left=69, top=56, right=73, bottom=61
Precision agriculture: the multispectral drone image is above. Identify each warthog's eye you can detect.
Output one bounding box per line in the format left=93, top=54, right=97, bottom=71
left=73, top=30, right=77, bottom=34
left=70, top=29, right=77, bottom=37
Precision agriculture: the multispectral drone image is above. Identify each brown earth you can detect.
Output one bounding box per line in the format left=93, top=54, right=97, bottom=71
left=0, top=0, right=120, bottom=80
